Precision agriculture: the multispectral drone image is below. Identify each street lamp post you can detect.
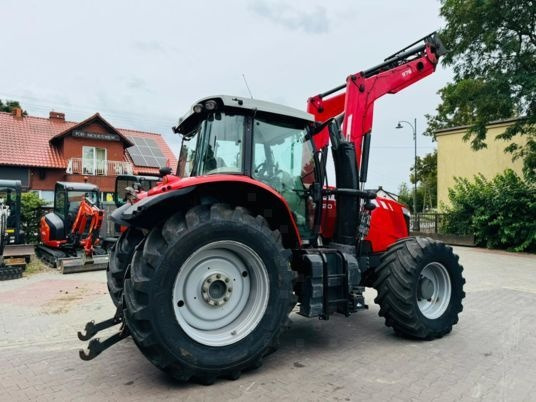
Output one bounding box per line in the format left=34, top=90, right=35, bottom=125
left=396, top=118, right=418, bottom=228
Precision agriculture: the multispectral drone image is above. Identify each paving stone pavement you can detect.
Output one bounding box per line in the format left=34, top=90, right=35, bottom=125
left=0, top=246, right=535, bottom=401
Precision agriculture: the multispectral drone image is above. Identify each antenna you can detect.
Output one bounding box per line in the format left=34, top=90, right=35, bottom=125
left=242, top=73, right=254, bottom=98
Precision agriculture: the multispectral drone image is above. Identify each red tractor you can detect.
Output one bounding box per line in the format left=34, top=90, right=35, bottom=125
left=79, top=33, right=465, bottom=384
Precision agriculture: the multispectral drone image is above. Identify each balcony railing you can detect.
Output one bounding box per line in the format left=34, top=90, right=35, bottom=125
left=66, top=158, right=133, bottom=176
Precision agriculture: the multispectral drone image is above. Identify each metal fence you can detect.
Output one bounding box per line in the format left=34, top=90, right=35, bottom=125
left=410, top=213, right=448, bottom=233
left=410, top=212, right=475, bottom=246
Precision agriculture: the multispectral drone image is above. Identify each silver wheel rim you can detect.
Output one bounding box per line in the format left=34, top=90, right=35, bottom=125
left=417, top=262, right=452, bottom=319
left=172, top=240, right=269, bottom=347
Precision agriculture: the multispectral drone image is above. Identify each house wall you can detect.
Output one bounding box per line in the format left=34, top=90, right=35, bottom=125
left=0, top=166, right=30, bottom=188
left=436, top=121, right=526, bottom=207
left=28, top=168, right=116, bottom=193
left=62, top=122, right=126, bottom=161
left=66, top=174, right=116, bottom=193
left=29, top=168, right=66, bottom=190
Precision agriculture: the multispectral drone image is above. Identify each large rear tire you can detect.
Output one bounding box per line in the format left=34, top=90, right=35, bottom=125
left=107, top=228, right=144, bottom=306
left=372, top=237, right=465, bottom=339
left=123, top=204, right=294, bottom=384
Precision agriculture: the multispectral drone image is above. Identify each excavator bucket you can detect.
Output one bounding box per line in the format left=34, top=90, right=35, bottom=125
left=59, top=254, right=109, bottom=274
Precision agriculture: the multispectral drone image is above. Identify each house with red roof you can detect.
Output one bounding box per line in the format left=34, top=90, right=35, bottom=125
left=0, top=108, right=177, bottom=203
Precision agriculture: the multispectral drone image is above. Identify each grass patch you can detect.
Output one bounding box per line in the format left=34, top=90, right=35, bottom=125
left=24, top=258, right=51, bottom=276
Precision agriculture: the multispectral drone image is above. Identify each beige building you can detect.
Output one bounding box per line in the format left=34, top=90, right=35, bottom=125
left=436, top=118, right=525, bottom=207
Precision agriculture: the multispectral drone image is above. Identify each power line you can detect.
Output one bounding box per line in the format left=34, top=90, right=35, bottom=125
left=0, top=92, right=178, bottom=133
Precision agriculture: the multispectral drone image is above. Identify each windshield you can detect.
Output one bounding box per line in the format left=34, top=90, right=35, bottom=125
left=55, top=190, right=99, bottom=219
left=178, top=113, right=245, bottom=177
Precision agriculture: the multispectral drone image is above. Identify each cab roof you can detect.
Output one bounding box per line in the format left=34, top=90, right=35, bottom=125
left=0, top=180, right=21, bottom=191
left=56, top=182, right=100, bottom=192
left=175, top=95, right=315, bottom=135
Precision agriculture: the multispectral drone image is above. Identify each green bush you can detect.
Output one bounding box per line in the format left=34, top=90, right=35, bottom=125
left=442, top=170, right=536, bottom=252
left=21, top=192, right=47, bottom=244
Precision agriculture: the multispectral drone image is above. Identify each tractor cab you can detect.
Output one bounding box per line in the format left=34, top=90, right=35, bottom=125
left=0, top=179, right=22, bottom=245
left=49, top=182, right=100, bottom=242
left=174, top=96, right=318, bottom=237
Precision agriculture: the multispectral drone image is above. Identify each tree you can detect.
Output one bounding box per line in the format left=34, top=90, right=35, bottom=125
left=398, top=150, right=438, bottom=213
left=0, top=99, right=26, bottom=115
left=397, top=182, right=413, bottom=210
left=20, top=192, right=47, bottom=243
left=426, top=0, right=536, bottom=180
left=442, top=170, right=536, bottom=252
left=410, top=150, right=438, bottom=211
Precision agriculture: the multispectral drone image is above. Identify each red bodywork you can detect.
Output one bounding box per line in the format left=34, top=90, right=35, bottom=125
left=321, top=196, right=409, bottom=252
left=40, top=196, right=105, bottom=256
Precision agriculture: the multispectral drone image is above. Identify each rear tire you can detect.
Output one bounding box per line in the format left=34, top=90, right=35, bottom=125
left=107, top=228, right=144, bottom=306
left=372, top=237, right=465, bottom=339
left=123, top=204, right=294, bottom=383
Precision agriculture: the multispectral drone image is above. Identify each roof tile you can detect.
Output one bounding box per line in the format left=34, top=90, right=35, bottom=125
left=0, top=111, right=177, bottom=172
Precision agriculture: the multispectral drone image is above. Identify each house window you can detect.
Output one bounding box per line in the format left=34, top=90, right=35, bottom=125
left=82, top=146, right=107, bottom=175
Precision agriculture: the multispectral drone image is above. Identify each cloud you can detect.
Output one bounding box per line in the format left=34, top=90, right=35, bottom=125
left=127, top=77, right=151, bottom=92
left=248, top=1, right=329, bottom=34
left=132, top=40, right=167, bottom=53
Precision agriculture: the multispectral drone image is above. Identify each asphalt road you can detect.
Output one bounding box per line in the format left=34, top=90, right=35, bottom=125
left=1, top=246, right=535, bottom=401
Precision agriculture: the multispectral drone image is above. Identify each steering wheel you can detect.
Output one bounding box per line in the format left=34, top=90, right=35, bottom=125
left=255, top=162, right=268, bottom=177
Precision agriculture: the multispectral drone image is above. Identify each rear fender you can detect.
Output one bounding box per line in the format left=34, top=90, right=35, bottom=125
left=111, top=177, right=301, bottom=249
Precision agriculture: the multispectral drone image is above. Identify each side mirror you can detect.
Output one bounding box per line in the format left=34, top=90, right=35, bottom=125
left=159, top=167, right=172, bottom=177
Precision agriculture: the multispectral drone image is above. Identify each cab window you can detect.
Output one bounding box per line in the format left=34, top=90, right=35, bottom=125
left=252, top=116, right=315, bottom=238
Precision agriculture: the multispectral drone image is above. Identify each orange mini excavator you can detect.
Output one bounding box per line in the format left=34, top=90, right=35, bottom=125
left=36, top=182, right=109, bottom=273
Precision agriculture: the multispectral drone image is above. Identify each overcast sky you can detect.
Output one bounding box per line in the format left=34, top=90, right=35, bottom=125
left=0, top=0, right=451, bottom=191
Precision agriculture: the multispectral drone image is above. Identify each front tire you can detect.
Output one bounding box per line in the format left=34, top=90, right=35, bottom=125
left=107, top=228, right=144, bottom=306
left=123, top=204, right=294, bottom=383
left=372, top=237, right=465, bottom=339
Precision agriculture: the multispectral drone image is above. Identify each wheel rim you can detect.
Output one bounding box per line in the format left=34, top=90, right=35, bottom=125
left=172, top=240, right=270, bottom=347
left=416, top=262, right=452, bottom=319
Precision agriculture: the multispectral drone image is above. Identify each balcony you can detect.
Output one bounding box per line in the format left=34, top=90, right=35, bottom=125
left=66, top=158, right=133, bottom=176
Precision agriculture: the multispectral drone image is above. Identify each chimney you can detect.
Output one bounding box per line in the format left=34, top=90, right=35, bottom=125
left=12, top=107, right=23, bottom=120
left=49, top=111, right=65, bottom=121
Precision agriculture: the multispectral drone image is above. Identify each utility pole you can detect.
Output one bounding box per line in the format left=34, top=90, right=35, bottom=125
left=396, top=119, right=419, bottom=230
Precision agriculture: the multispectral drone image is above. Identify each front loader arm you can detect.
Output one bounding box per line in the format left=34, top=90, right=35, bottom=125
left=307, top=33, right=445, bottom=168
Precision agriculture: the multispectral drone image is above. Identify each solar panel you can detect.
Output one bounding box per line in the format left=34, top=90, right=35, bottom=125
left=126, top=136, right=168, bottom=168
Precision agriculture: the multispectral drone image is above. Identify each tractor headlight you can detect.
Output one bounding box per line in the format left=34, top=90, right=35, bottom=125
left=205, top=100, right=218, bottom=111
left=193, top=103, right=204, bottom=114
